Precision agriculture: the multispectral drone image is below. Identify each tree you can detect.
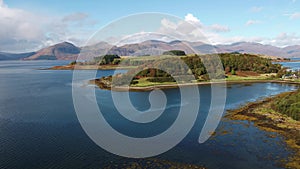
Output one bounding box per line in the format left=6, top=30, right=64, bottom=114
left=163, top=50, right=186, bottom=56
left=224, top=66, right=231, bottom=73
left=231, top=69, right=236, bottom=75
left=69, top=61, right=77, bottom=65
left=112, top=59, right=121, bottom=65
left=95, top=54, right=121, bottom=65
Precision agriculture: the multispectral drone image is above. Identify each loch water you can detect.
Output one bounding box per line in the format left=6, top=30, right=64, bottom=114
left=0, top=60, right=298, bottom=169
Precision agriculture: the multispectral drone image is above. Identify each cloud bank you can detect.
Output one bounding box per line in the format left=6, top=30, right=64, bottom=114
left=0, top=1, right=94, bottom=52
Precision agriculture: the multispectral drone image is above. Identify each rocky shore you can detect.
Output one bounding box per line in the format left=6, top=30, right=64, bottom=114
left=226, top=90, right=300, bottom=168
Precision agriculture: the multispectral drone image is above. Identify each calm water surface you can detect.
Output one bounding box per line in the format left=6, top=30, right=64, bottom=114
left=277, top=58, right=300, bottom=71
left=0, top=60, right=298, bottom=169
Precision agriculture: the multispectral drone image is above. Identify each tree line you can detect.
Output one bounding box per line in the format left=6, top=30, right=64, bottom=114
left=103, top=52, right=284, bottom=86
left=124, top=53, right=282, bottom=81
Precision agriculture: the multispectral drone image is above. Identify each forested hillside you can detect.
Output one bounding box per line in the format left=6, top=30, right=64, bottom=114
left=125, top=53, right=282, bottom=81
left=93, top=53, right=283, bottom=86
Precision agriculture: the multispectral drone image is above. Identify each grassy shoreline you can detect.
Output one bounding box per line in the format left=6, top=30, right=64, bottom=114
left=91, top=78, right=300, bottom=92
left=225, top=90, right=300, bottom=169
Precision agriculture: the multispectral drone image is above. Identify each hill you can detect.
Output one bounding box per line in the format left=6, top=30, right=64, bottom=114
left=25, top=42, right=80, bottom=60
left=107, top=40, right=194, bottom=56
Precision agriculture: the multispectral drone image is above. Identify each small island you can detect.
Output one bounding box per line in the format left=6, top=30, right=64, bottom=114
left=48, top=51, right=300, bottom=91
left=83, top=52, right=299, bottom=91
left=49, top=51, right=300, bottom=90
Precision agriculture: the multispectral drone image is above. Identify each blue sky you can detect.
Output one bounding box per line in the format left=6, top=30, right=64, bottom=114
left=1, top=0, right=300, bottom=52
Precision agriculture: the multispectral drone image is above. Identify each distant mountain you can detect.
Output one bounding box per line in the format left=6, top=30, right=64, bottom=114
left=282, top=45, right=300, bottom=58
left=186, top=41, right=216, bottom=54
left=1, top=40, right=300, bottom=61
left=107, top=40, right=300, bottom=58
left=215, top=42, right=285, bottom=57
left=215, top=42, right=300, bottom=58
left=107, top=40, right=195, bottom=56
left=79, top=41, right=113, bottom=60
left=25, top=42, right=80, bottom=60
left=0, top=52, right=36, bottom=60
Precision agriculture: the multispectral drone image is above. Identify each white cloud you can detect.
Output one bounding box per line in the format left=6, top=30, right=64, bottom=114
left=245, top=20, right=261, bottom=26
left=250, top=6, right=263, bottom=13
left=209, top=24, right=230, bottom=32
left=62, top=12, right=88, bottom=22
left=0, top=0, right=5, bottom=7
left=0, top=1, right=94, bottom=52
left=158, top=15, right=205, bottom=43
left=161, top=18, right=177, bottom=29
left=265, top=33, right=300, bottom=47
left=184, top=13, right=202, bottom=25
left=0, top=2, right=47, bottom=52
left=288, top=12, right=300, bottom=19
left=156, top=14, right=231, bottom=45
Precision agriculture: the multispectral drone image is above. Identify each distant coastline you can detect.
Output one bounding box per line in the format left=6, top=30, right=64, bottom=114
left=273, top=59, right=300, bottom=63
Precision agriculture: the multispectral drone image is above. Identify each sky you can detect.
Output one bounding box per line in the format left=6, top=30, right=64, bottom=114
left=1, top=0, right=300, bottom=52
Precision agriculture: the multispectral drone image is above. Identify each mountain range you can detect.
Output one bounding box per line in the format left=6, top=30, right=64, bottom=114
left=1, top=40, right=300, bottom=61
left=0, top=52, right=36, bottom=61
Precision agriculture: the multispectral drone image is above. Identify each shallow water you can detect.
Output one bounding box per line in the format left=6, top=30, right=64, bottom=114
left=0, top=60, right=298, bottom=169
